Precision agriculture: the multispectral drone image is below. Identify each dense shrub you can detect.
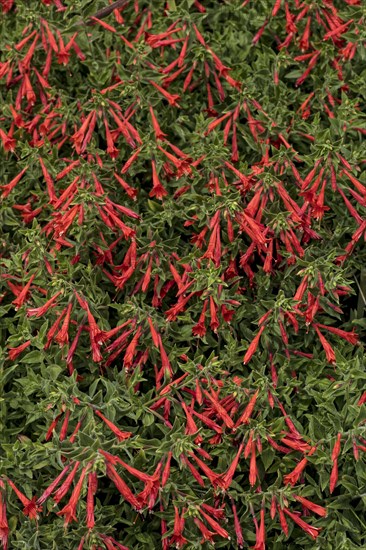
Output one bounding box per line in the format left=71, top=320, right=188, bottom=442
left=1, top=0, right=366, bottom=548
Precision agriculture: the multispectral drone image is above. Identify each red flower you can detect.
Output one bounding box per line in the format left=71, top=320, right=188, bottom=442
left=12, top=274, right=35, bottom=310
left=272, top=0, right=282, bottom=16
left=294, top=275, right=309, bottom=302
left=53, top=462, right=80, bottom=504
left=99, top=534, right=130, bottom=550
left=323, top=19, right=354, bottom=41
left=181, top=455, right=205, bottom=486
left=149, top=105, right=167, bottom=141
left=253, top=506, right=265, bottom=550
left=8, top=340, right=31, bottom=361
left=57, top=466, right=89, bottom=526
left=147, top=316, right=159, bottom=347
left=284, top=457, right=308, bottom=486
left=69, top=417, right=84, bottom=444
left=136, top=462, right=161, bottom=510
left=189, top=452, right=221, bottom=488
left=294, top=495, right=327, bottom=517
left=314, top=323, right=358, bottom=345
left=209, top=296, right=220, bottom=332
left=161, top=452, right=172, bottom=487
left=0, top=166, right=28, bottom=198
left=203, top=390, right=235, bottom=429
left=221, top=443, right=244, bottom=490
left=85, top=303, right=103, bottom=362
left=105, top=463, right=141, bottom=511
left=234, top=390, right=259, bottom=429
left=56, top=32, right=77, bottom=64
left=199, top=508, right=230, bottom=540
left=94, top=409, right=132, bottom=442
left=192, top=299, right=208, bottom=337
left=181, top=401, right=200, bottom=439
left=123, top=326, right=142, bottom=371
left=86, top=472, right=97, bottom=529
left=45, top=412, right=62, bottom=441
left=54, top=302, right=73, bottom=346
left=358, top=392, right=366, bottom=406
left=277, top=506, right=289, bottom=536
left=149, top=80, right=180, bottom=107
left=104, top=116, right=119, bottom=159
left=121, top=147, right=141, bottom=174
left=243, top=326, right=265, bottom=364
left=314, top=326, right=336, bottom=364
left=330, top=433, right=342, bottom=493
left=150, top=159, right=168, bottom=200
left=37, top=464, right=71, bottom=505
left=194, top=518, right=216, bottom=543
left=0, top=127, right=16, bottom=152
left=232, top=502, right=244, bottom=548
left=249, top=441, right=258, bottom=487
left=71, top=111, right=96, bottom=154
left=270, top=496, right=277, bottom=520
left=27, top=290, right=62, bottom=318
left=170, top=506, right=187, bottom=548
left=6, top=479, right=42, bottom=520
left=283, top=508, right=321, bottom=539
left=0, top=480, right=9, bottom=550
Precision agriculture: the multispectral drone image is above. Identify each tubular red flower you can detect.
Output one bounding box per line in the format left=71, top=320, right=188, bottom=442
left=234, top=390, right=259, bottom=429
left=45, top=412, right=63, bottom=441
left=8, top=340, right=31, bottom=361
left=149, top=105, right=167, bottom=141
left=221, top=443, right=244, bottom=490
left=249, top=441, right=258, bottom=487
left=232, top=502, right=244, bottom=547
left=57, top=466, right=89, bottom=526
left=12, top=274, right=35, bottom=310
left=149, top=80, right=180, bottom=107
left=86, top=472, right=97, bottom=529
left=1, top=166, right=28, bottom=198
left=283, top=508, right=321, bottom=539
left=284, top=457, right=309, bottom=486
left=199, top=508, right=230, bottom=539
left=253, top=506, right=265, bottom=550
left=150, top=159, right=168, bottom=200
left=294, top=495, right=327, bottom=517
left=202, top=390, right=235, bottom=429
left=330, top=433, right=342, bottom=493
left=54, top=302, right=73, bottom=346
left=314, top=326, right=336, bottom=364
left=85, top=304, right=103, bottom=362
left=37, top=464, right=71, bottom=505
left=194, top=517, right=216, bottom=543
left=94, top=409, right=132, bottom=442
left=0, top=479, right=9, bottom=550
left=243, top=326, right=265, bottom=364
left=278, top=505, right=289, bottom=536
left=53, top=462, right=80, bottom=504
left=27, top=290, right=62, bottom=318
left=189, top=452, right=221, bottom=488
left=6, top=479, right=42, bottom=520
left=315, top=323, right=358, bottom=345
left=170, top=506, right=187, bottom=548
left=105, top=463, right=141, bottom=510
left=161, top=452, right=172, bottom=487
